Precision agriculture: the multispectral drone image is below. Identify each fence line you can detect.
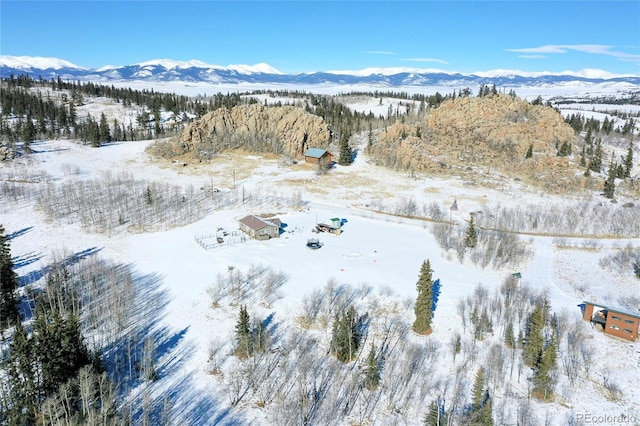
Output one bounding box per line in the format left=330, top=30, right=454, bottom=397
left=195, top=230, right=247, bottom=250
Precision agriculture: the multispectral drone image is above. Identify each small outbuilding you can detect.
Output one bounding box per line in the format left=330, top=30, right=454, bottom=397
left=583, top=301, right=640, bottom=341
left=304, top=148, right=332, bottom=166
left=238, top=215, right=282, bottom=240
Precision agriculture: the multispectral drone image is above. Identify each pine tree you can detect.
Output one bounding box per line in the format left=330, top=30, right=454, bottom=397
left=471, top=368, right=485, bottom=410
left=589, top=138, right=603, bottom=172
left=412, top=260, right=434, bottom=334
left=0, top=224, right=19, bottom=330
left=624, top=140, right=634, bottom=178
left=99, top=112, right=111, bottom=143
left=363, top=344, right=381, bottom=391
left=532, top=338, right=557, bottom=400
left=602, top=116, right=611, bottom=134
left=469, top=368, right=493, bottom=425
left=603, top=158, right=616, bottom=199
left=525, top=143, right=533, bottom=159
left=523, top=302, right=545, bottom=366
left=5, top=319, right=38, bottom=423
left=504, top=321, right=515, bottom=348
left=465, top=215, right=478, bottom=248
left=330, top=305, right=362, bottom=362
left=234, top=305, right=251, bottom=358
left=21, top=114, right=36, bottom=147
left=424, top=398, right=447, bottom=426
left=579, top=145, right=586, bottom=167
left=556, top=141, right=571, bottom=157
left=338, top=131, right=353, bottom=165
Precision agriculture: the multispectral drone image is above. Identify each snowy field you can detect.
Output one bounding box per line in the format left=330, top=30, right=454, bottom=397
left=2, top=130, right=639, bottom=425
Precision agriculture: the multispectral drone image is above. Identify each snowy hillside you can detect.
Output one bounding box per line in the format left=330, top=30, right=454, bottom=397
left=2, top=119, right=639, bottom=424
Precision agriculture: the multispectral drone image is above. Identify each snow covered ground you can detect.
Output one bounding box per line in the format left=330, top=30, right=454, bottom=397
left=2, top=132, right=639, bottom=425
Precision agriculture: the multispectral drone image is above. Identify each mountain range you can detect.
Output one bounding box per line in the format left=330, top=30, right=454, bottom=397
left=2, top=55, right=639, bottom=88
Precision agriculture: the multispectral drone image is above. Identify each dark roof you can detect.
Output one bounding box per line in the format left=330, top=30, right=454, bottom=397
left=239, top=215, right=281, bottom=231
left=584, top=301, right=640, bottom=320
left=304, top=148, right=329, bottom=158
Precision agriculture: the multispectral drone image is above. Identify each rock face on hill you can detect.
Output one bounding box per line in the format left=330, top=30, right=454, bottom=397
left=156, top=104, right=331, bottom=159
left=368, top=94, right=582, bottom=191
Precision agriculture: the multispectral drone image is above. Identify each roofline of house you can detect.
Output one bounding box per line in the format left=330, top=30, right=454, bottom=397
left=239, top=215, right=281, bottom=231
left=583, top=301, right=640, bottom=320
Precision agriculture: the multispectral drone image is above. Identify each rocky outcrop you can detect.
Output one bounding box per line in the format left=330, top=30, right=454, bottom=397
left=156, top=104, right=330, bottom=159
left=368, top=94, right=583, bottom=191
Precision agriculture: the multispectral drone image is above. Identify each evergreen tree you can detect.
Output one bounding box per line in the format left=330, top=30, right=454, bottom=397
left=0, top=224, right=19, bottom=330
left=5, top=319, right=38, bottom=423
left=33, top=305, right=91, bottom=396
left=556, top=141, right=571, bottom=157
left=465, top=215, right=478, bottom=249
left=603, top=160, right=616, bottom=199
left=523, top=302, right=545, bottom=366
left=471, top=368, right=486, bottom=410
left=532, top=338, right=557, bottom=400
left=504, top=321, right=515, bottom=348
left=234, top=305, right=251, bottom=358
left=412, top=260, right=434, bottom=334
left=602, top=116, right=611, bottom=134
left=589, top=138, right=603, bottom=172
left=330, top=305, right=362, bottom=362
left=363, top=344, right=381, bottom=391
left=469, top=368, right=493, bottom=425
left=424, top=398, right=447, bottom=426
left=338, top=131, right=353, bottom=165
left=624, top=141, right=634, bottom=178
left=87, top=115, right=100, bottom=147
left=21, top=115, right=36, bottom=152
left=603, top=154, right=617, bottom=198
left=525, top=143, right=533, bottom=159
left=99, top=112, right=111, bottom=143
left=579, top=145, right=586, bottom=167
left=584, top=127, right=593, bottom=152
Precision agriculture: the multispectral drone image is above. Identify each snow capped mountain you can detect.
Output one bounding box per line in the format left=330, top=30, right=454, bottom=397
left=0, top=55, right=85, bottom=71
left=1, top=55, right=639, bottom=87
left=324, top=67, right=457, bottom=77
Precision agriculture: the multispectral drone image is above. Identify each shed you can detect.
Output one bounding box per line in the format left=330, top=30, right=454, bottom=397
left=238, top=215, right=281, bottom=241
left=583, top=301, right=640, bottom=341
left=304, top=148, right=332, bottom=165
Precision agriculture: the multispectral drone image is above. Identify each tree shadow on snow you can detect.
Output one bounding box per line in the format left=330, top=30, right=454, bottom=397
left=6, top=226, right=33, bottom=240
left=18, top=246, right=102, bottom=287
left=12, top=251, right=43, bottom=269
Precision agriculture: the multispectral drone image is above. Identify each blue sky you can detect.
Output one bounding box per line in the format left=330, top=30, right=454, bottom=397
left=2, top=1, right=639, bottom=75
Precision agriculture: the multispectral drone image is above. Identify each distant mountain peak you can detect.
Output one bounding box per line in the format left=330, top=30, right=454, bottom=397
left=0, top=55, right=86, bottom=70
left=1, top=55, right=638, bottom=87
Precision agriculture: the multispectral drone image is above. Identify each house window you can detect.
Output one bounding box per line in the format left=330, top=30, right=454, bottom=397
left=610, top=315, right=621, bottom=321
left=609, top=325, right=620, bottom=331
left=622, top=328, right=633, bottom=334
left=623, top=318, right=635, bottom=325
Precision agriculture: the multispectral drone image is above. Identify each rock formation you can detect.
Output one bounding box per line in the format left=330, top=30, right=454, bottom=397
left=154, top=104, right=331, bottom=159
left=368, top=94, right=584, bottom=191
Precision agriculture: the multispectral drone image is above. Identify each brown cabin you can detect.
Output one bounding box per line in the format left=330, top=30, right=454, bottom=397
left=304, top=148, right=332, bottom=166
left=238, top=215, right=281, bottom=241
left=583, top=301, right=640, bottom=341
